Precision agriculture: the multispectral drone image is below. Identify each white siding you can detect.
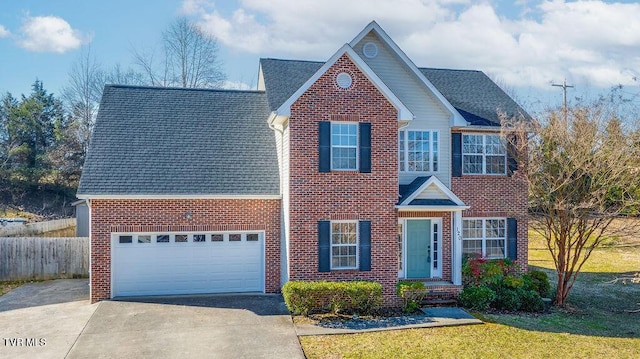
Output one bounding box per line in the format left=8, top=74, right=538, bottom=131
left=354, top=33, right=452, bottom=187
left=415, top=185, right=450, bottom=200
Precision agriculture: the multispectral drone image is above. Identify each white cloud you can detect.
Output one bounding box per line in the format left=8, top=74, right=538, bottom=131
left=18, top=15, right=91, bottom=53
left=186, top=0, right=640, bottom=89
left=0, top=25, right=10, bottom=38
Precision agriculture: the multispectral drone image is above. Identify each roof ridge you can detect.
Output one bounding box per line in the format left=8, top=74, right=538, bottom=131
left=104, top=84, right=264, bottom=94
left=419, top=67, right=483, bottom=73
left=260, top=58, right=324, bottom=64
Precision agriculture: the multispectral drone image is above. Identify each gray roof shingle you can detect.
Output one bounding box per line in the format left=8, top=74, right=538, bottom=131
left=77, top=85, right=279, bottom=196
left=260, top=58, right=530, bottom=126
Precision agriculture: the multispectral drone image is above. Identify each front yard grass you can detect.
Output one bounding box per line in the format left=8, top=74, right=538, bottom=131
left=300, top=222, right=640, bottom=359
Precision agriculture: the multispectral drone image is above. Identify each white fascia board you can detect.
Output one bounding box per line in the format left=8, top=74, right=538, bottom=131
left=275, top=43, right=413, bottom=122
left=76, top=194, right=282, bottom=200
left=350, top=21, right=467, bottom=127
left=452, top=125, right=502, bottom=132
left=395, top=205, right=470, bottom=211
left=400, top=176, right=466, bottom=206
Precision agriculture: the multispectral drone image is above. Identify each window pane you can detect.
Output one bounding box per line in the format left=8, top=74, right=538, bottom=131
left=330, top=221, right=358, bottom=269
left=485, top=219, right=506, bottom=238
left=137, top=235, right=151, bottom=244
left=211, top=234, right=223, bottom=242
left=486, top=155, right=506, bottom=174
left=462, top=239, right=482, bottom=256
left=247, top=233, right=259, bottom=241
left=463, top=135, right=483, bottom=154
left=463, top=155, right=483, bottom=174
left=229, top=234, right=241, bottom=242
left=399, top=131, right=405, bottom=171
left=407, top=131, right=430, bottom=172
left=119, top=235, right=132, bottom=244
left=486, top=239, right=505, bottom=258
left=193, top=234, right=206, bottom=242
left=175, top=234, right=188, bottom=243
left=331, top=123, right=357, bottom=170
left=157, top=235, right=169, bottom=243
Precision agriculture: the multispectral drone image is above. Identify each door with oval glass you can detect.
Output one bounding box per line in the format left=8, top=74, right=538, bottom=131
left=406, top=219, right=431, bottom=278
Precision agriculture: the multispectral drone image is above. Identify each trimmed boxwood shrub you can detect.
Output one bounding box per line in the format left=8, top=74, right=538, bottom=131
left=459, top=285, right=496, bottom=311
left=523, top=270, right=551, bottom=298
left=282, top=280, right=383, bottom=316
left=519, top=289, right=545, bottom=312
left=396, top=281, right=427, bottom=313
left=493, top=288, right=522, bottom=311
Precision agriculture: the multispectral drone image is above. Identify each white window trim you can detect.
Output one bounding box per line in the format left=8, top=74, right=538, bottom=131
left=462, top=133, right=507, bottom=175
left=330, top=220, right=359, bottom=270
left=399, top=129, right=440, bottom=173
left=330, top=122, right=359, bottom=171
left=461, top=217, right=507, bottom=259
left=397, top=217, right=442, bottom=279
left=112, top=231, right=263, bottom=246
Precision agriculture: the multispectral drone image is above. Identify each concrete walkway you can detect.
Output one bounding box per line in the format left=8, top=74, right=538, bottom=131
left=0, top=280, right=304, bottom=359
left=295, top=307, right=483, bottom=336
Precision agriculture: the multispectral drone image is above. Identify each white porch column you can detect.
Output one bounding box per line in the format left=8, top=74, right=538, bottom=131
left=452, top=210, right=463, bottom=285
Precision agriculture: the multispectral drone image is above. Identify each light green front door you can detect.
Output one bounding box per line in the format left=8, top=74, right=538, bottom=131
left=406, top=219, right=431, bottom=278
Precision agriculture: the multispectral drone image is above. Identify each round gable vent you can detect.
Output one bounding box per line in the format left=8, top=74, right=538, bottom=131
left=363, top=42, right=378, bottom=58
left=336, top=72, right=353, bottom=89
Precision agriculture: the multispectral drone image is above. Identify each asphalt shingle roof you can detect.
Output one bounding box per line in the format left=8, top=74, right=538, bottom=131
left=260, top=58, right=531, bottom=126
left=77, top=85, right=279, bottom=196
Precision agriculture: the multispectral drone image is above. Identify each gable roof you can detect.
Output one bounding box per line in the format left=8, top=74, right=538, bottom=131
left=274, top=44, right=413, bottom=122
left=260, top=59, right=530, bottom=126
left=397, top=176, right=467, bottom=208
left=77, top=85, right=280, bottom=197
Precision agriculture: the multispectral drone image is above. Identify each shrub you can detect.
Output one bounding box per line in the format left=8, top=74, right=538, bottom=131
left=282, top=281, right=383, bottom=316
left=519, top=289, right=544, bottom=312
left=459, top=285, right=495, bottom=311
left=493, top=288, right=522, bottom=311
left=523, top=270, right=551, bottom=298
left=503, top=275, right=524, bottom=289
left=396, top=281, right=427, bottom=313
left=463, top=257, right=516, bottom=288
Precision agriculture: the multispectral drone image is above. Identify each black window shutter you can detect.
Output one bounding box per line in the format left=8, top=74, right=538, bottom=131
left=452, top=133, right=462, bottom=177
left=318, top=221, right=331, bottom=272
left=507, top=136, right=518, bottom=176
left=507, top=218, right=517, bottom=260
left=359, top=123, right=371, bottom=173
left=359, top=221, right=371, bottom=271
left=318, top=122, right=331, bottom=172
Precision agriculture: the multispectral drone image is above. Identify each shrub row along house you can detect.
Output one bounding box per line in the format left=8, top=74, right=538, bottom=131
left=78, top=22, right=530, bottom=304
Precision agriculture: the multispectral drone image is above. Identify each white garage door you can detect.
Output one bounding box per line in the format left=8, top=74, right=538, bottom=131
left=111, top=232, right=264, bottom=297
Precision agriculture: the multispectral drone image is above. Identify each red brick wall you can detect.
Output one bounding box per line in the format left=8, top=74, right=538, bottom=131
left=451, top=150, right=529, bottom=270
left=287, top=53, right=400, bottom=304
left=89, top=198, right=281, bottom=303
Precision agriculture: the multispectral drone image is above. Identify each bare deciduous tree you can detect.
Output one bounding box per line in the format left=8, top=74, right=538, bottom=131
left=504, top=100, right=640, bottom=306
left=133, top=17, right=225, bottom=88
left=62, top=48, right=103, bottom=157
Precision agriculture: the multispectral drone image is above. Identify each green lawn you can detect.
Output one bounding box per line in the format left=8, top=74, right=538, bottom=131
left=300, top=224, right=640, bottom=359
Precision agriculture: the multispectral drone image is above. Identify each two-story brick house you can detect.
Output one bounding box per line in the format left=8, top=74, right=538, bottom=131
left=78, top=22, right=529, bottom=304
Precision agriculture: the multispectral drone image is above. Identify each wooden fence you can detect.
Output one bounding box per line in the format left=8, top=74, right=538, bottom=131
left=0, top=218, right=76, bottom=237
left=0, top=237, right=89, bottom=281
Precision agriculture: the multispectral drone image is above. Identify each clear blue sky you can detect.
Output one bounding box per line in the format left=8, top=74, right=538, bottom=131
left=1, top=0, right=639, bottom=114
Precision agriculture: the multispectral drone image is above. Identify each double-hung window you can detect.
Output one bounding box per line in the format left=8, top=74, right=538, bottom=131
left=462, top=218, right=506, bottom=258
left=398, top=130, right=438, bottom=172
left=331, top=221, right=358, bottom=269
left=331, top=123, right=358, bottom=170
left=462, top=134, right=506, bottom=175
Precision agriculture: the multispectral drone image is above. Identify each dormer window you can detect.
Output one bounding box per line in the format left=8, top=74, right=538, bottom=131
left=399, top=130, right=439, bottom=172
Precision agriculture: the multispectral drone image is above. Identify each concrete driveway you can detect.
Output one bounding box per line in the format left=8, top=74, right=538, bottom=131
left=0, top=280, right=304, bottom=359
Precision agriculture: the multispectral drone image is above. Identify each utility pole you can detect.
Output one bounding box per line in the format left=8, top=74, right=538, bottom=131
left=552, top=79, right=574, bottom=119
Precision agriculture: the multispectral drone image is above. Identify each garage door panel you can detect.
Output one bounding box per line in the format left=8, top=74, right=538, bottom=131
left=112, top=232, right=265, bottom=297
